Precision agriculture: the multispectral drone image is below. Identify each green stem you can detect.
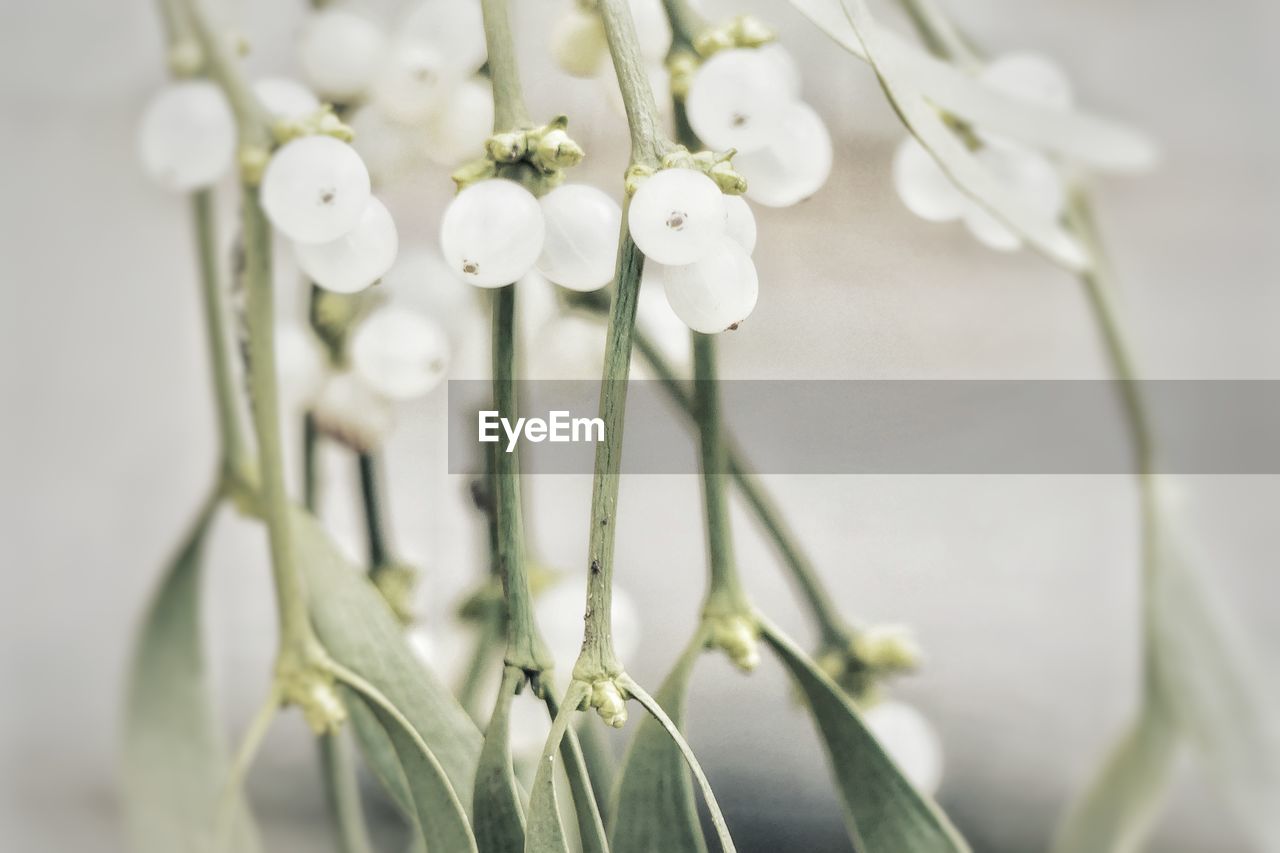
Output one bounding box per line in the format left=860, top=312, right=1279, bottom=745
left=318, top=731, right=375, bottom=853
left=479, top=0, right=531, bottom=131
left=691, top=333, right=746, bottom=614
left=491, top=286, right=548, bottom=672
left=192, top=190, right=252, bottom=489
left=357, top=451, right=390, bottom=571
left=302, top=410, right=319, bottom=512
left=600, top=0, right=671, bottom=167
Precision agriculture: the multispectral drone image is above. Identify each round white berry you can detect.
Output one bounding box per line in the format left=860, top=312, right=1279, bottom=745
left=313, top=370, right=396, bottom=448
left=628, top=168, right=727, bottom=265
left=261, top=136, right=372, bottom=244
left=722, top=194, right=757, bottom=255
left=980, top=52, right=1074, bottom=111
left=350, top=305, right=451, bottom=399
left=686, top=48, right=797, bottom=152
left=252, top=77, right=320, bottom=122
left=440, top=179, right=546, bottom=288
left=863, top=701, right=944, bottom=796
left=294, top=196, right=398, bottom=293
left=659, top=237, right=759, bottom=334
left=757, top=42, right=803, bottom=99
left=297, top=9, right=387, bottom=102
left=635, top=275, right=692, bottom=373
left=137, top=81, right=235, bottom=191
left=399, top=0, right=488, bottom=75
left=962, top=144, right=1063, bottom=251
left=551, top=7, right=607, bottom=78
left=734, top=101, right=833, bottom=208
left=536, top=184, right=622, bottom=292
left=380, top=248, right=482, bottom=340
left=275, top=323, right=329, bottom=405
left=372, top=41, right=458, bottom=125
left=892, top=136, right=967, bottom=222
left=424, top=76, right=494, bottom=166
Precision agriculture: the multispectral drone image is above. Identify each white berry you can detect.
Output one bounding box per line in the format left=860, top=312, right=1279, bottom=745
left=659, top=237, right=759, bottom=334
left=863, top=701, right=944, bottom=796
left=381, top=248, right=481, bottom=340
left=440, top=179, right=546, bottom=288
left=261, top=136, right=372, bottom=244
left=294, top=196, right=398, bottom=293
left=252, top=77, right=320, bottom=122
left=757, top=42, right=803, bottom=99
left=372, top=41, right=458, bottom=125
left=313, top=370, right=396, bottom=449
left=722, top=195, right=757, bottom=254
left=686, top=48, right=796, bottom=152
left=536, top=184, right=622, bottom=292
left=399, top=0, right=488, bottom=75
left=137, top=81, right=235, bottom=191
left=275, top=324, right=329, bottom=405
left=348, top=104, right=419, bottom=184
left=980, top=52, right=1074, bottom=111
left=734, top=101, right=833, bottom=208
left=350, top=306, right=451, bottom=399
left=628, top=168, right=727, bottom=265
left=892, top=136, right=967, bottom=222
left=552, top=7, right=607, bottom=78
left=297, top=9, right=387, bottom=102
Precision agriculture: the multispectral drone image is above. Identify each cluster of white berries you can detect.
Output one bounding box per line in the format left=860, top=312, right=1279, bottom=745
left=298, top=2, right=494, bottom=179
left=633, top=169, right=759, bottom=334
left=893, top=52, right=1072, bottom=252
left=440, top=179, right=622, bottom=292
left=551, top=0, right=674, bottom=123
left=686, top=45, right=832, bottom=208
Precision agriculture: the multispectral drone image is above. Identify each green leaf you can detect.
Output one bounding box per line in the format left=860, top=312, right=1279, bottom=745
left=545, top=689, right=610, bottom=853
left=292, top=507, right=483, bottom=806
left=1051, top=699, right=1179, bottom=853
left=618, top=673, right=737, bottom=853
left=122, top=494, right=260, bottom=853
left=1149, top=521, right=1280, bottom=848
left=759, top=618, right=969, bottom=853
left=340, top=682, right=478, bottom=853
left=789, top=0, right=1157, bottom=172
left=474, top=666, right=528, bottom=852
left=525, top=681, right=592, bottom=853
left=610, top=633, right=708, bottom=853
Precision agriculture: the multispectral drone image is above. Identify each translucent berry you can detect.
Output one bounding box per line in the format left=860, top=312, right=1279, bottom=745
left=350, top=306, right=451, bottom=399
left=440, top=179, right=546, bottom=288
left=372, top=41, right=458, bottom=125
left=734, top=101, right=833, bottom=207
left=757, top=42, right=803, bottom=99
left=380, top=248, right=482, bottom=340
left=635, top=277, right=692, bottom=373
left=424, top=77, right=494, bottom=166
left=863, top=701, right=944, bottom=796
left=723, top=194, right=757, bottom=254
left=685, top=48, right=796, bottom=152
left=294, top=197, right=398, bottom=293
left=659, top=237, right=759, bottom=334
left=628, top=168, right=727, bottom=265
left=980, top=52, right=1074, bottom=110
left=137, top=81, right=235, bottom=191
left=962, top=144, right=1063, bottom=251
left=536, top=184, right=622, bottom=292
left=399, top=0, right=488, bottom=75
left=297, top=9, right=387, bottom=102
left=551, top=7, right=607, bottom=78
left=261, top=136, right=372, bottom=244
left=252, top=77, right=320, bottom=122
left=892, top=136, right=967, bottom=222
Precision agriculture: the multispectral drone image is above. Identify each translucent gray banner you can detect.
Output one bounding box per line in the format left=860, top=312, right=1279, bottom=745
left=446, top=380, right=1280, bottom=475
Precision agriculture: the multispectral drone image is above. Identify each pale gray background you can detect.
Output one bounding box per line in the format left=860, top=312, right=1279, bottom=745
left=2, top=0, right=1278, bottom=850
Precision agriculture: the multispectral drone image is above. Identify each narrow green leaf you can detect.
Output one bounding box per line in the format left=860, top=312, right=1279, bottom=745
left=340, top=682, right=479, bottom=853
left=1051, top=699, right=1179, bottom=853
left=292, top=507, right=483, bottom=806
left=319, top=729, right=376, bottom=853
left=610, top=633, right=708, bottom=853
left=618, top=673, right=737, bottom=853
left=526, top=681, right=592, bottom=853
left=759, top=618, right=969, bottom=853
left=474, top=666, right=528, bottom=852
left=1149, top=522, right=1280, bottom=848
left=122, top=494, right=260, bottom=853
left=348, top=690, right=415, bottom=817
left=545, top=689, right=611, bottom=853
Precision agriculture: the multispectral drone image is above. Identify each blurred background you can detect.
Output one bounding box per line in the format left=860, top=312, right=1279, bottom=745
left=3, top=0, right=1278, bottom=850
